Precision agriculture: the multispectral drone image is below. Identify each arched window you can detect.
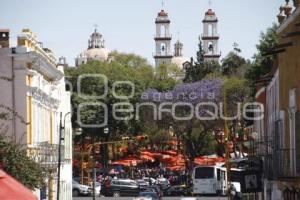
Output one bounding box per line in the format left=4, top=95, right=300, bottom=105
left=208, top=24, right=213, bottom=36
left=160, top=25, right=166, bottom=37
left=208, top=42, right=214, bottom=54
left=161, top=43, right=166, bottom=55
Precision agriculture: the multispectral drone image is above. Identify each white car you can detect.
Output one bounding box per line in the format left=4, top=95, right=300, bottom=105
left=72, top=180, right=90, bottom=197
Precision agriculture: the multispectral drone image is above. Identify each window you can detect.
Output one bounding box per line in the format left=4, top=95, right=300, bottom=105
left=195, top=167, right=214, bottom=179
left=230, top=170, right=241, bottom=182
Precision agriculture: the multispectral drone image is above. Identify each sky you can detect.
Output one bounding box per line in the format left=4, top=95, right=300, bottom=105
left=1, top=0, right=283, bottom=66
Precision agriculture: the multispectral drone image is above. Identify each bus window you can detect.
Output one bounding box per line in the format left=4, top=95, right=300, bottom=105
left=195, top=167, right=214, bottom=179
left=217, top=169, right=220, bottom=181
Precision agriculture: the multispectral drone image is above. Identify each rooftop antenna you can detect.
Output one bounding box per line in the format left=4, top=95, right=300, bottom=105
left=162, top=0, right=165, bottom=9
left=177, top=31, right=180, bottom=41
left=209, top=0, right=212, bottom=8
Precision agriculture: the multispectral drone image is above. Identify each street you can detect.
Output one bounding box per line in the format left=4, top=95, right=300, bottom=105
left=73, top=197, right=228, bottom=200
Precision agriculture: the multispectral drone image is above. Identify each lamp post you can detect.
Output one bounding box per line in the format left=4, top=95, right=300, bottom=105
left=57, top=112, right=71, bottom=200
left=103, top=127, right=109, bottom=174
left=92, top=127, right=109, bottom=200
left=74, top=127, right=83, bottom=184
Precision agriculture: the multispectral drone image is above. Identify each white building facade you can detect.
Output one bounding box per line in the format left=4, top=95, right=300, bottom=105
left=154, top=10, right=173, bottom=67
left=201, top=9, right=221, bottom=62
left=0, top=29, right=72, bottom=200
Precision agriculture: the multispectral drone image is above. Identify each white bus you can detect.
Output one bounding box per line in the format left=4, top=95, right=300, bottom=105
left=192, top=165, right=227, bottom=196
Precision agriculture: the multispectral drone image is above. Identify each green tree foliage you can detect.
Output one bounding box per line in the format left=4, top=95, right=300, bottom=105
left=151, top=63, right=179, bottom=91
left=246, top=23, right=279, bottom=95
left=0, top=134, right=45, bottom=189
left=66, top=52, right=178, bottom=137
left=184, top=37, right=221, bottom=82
left=216, top=77, right=251, bottom=157
left=221, top=43, right=250, bottom=77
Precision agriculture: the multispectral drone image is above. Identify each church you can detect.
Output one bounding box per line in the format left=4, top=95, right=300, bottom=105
left=153, top=6, right=221, bottom=69
left=75, top=28, right=109, bottom=67
left=74, top=4, right=221, bottom=73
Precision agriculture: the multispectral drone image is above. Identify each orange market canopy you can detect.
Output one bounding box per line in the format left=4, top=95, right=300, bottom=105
left=194, top=155, right=225, bottom=166
left=0, top=170, right=37, bottom=200
left=111, top=156, right=143, bottom=167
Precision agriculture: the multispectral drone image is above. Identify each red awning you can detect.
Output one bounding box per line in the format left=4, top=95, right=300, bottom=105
left=0, top=170, right=37, bottom=200
left=194, top=156, right=225, bottom=166
left=111, top=157, right=144, bottom=167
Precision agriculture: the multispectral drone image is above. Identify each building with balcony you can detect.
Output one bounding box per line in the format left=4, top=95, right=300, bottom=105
left=0, top=29, right=72, bottom=200
left=254, top=1, right=300, bottom=199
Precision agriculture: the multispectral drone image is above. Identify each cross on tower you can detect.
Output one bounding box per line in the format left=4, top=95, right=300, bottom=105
left=94, top=24, right=99, bottom=31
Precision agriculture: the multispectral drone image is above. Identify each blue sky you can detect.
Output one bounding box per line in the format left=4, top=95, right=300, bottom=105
left=1, top=0, right=283, bottom=66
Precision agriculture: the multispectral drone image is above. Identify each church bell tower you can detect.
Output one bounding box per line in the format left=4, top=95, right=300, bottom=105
left=154, top=9, right=173, bottom=67
left=201, top=8, right=221, bottom=62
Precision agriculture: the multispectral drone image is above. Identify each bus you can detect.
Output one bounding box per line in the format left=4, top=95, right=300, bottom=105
left=192, top=165, right=227, bottom=195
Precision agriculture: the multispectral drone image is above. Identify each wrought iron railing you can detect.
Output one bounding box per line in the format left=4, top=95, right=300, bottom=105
left=28, top=142, right=64, bottom=170
left=275, top=148, right=299, bottom=179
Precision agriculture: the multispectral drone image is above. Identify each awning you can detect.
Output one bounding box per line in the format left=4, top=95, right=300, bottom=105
left=0, top=170, right=37, bottom=200
left=194, top=156, right=225, bottom=166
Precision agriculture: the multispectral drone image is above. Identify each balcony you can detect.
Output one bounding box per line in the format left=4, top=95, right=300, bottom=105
left=275, top=148, right=300, bottom=179
left=28, top=142, right=63, bottom=171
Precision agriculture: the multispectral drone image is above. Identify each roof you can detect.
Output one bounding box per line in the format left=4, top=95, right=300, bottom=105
left=158, top=10, right=168, bottom=17
left=0, top=29, right=9, bottom=32
left=205, top=9, right=215, bottom=16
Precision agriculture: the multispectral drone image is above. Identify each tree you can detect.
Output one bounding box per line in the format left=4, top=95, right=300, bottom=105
left=215, top=77, right=251, bottom=157
left=141, top=78, right=224, bottom=159
left=246, top=23, right=279, bottom=95
left=66, top=51, right=179, bottom=141
left=221, top=43, right=248, bottom=77
left=0, top=134, right=45, bottom=189
left=184, top=37, right=221, bottom=82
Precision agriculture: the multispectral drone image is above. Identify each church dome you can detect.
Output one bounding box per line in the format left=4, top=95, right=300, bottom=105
left=205, top=9, right=215, bottom=16
left=171, top=56, right=189, bottom=69
left=85, top=48, right=109, bottom=61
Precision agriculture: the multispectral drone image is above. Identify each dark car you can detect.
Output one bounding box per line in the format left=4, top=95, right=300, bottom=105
left=143, top=185, right=163, bottom=198
left=163, top=185, right=188, bottom=196
left=101, top=179, right=143, bottom=197
left=136, top=191, right=161, bottom=200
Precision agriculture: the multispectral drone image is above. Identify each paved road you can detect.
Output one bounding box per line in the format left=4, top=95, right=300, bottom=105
left=73, top=197, right=228, bottom=200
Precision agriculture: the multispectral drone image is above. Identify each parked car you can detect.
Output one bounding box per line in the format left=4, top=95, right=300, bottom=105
left=136, top=179, right=150, bottom=187
left=142, top=177, right=157, bottom=185
left=134, top=191, right=161, bottom=200
left=157, top=178, right=170, bottom=187
left=101, top=179, right=143, bottom=197
left=163, top=185, right=188, bottom=196
left=143, top=185, right=163, bottom=198
left=88, top=182, right=101, bottom=196
left=72, top=180, right=90, bottom=197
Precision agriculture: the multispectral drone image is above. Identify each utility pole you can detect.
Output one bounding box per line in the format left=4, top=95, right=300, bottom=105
left=92, top=128, right=96, bottom=200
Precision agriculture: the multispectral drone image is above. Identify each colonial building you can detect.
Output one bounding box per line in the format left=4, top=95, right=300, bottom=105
left=75, top=28, right=109, bottom=66
left=254, top=1, right=300, bottom=199
left=201, top=8, right=221, bottom=62
left=276, top=0, right=300, bottom=198
left=0, top=29, right=72, bottom=200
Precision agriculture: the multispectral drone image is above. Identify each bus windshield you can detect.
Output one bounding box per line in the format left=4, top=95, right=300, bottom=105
left=195, top=167, right=214, bottom=179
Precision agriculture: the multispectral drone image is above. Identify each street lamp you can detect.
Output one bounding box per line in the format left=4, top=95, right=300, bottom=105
left=92, top=127, right=109, bottom=200
left=74, top=127, right=84, bottom=184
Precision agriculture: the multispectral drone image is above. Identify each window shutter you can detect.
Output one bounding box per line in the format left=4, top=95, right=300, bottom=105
left=296, top=111, right=300, bottom=174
